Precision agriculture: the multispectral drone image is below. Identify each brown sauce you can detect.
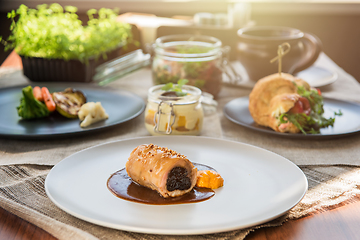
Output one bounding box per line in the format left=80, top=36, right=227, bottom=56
left=107, top=163, right=215, bottom=205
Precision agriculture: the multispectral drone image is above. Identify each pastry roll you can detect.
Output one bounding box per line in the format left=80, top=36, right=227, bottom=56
left=126, top=144, right=197, bottom=198
left=249, top=73, right=311, bottom=133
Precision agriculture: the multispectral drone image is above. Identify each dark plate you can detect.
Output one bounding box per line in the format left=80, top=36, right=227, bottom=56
left=0, top=83, right=145, bottom=139
left=224, top=96, right=360, bottom=139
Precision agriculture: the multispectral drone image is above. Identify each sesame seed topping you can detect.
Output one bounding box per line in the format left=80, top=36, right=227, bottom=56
left=142, top=143, right=187, bottom=159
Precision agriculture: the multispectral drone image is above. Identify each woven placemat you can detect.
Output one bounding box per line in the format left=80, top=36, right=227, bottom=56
left=1, top=164, right=360, bottom=240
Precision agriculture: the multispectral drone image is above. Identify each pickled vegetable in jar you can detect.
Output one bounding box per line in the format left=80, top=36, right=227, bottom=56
left=151, top=35, right=226, bottom=97
left=145, top=85, right=203, bottom=136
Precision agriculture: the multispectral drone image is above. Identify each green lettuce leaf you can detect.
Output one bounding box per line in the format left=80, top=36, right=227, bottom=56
left=277, top=84, right=341, bottom=134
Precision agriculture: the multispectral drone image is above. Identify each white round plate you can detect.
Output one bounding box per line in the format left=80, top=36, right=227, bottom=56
left=45, top=136, right=307, bottom=235
left=223, top=63, right=337, bottom=89
left=295, top=66, right=338, bottom=88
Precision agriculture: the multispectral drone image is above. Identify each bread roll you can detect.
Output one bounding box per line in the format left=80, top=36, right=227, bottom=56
left=249, top=73, right=310, bottom=133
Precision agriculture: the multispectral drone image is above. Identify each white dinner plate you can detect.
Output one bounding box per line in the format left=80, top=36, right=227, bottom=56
left=295, top=66, right=338, bottom=88
left=223, top=62, right=337, bottom=89
left=45, top=136, right=308, bottom=235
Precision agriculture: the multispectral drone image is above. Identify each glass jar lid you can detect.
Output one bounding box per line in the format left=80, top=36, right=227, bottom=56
left=154, top=34, right=222, bottom=59
left=148, top=84, right=202, bottom=105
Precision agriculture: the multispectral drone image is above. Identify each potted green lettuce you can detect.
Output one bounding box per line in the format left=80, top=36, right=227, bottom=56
left=0, top=3, right=133, bottom=82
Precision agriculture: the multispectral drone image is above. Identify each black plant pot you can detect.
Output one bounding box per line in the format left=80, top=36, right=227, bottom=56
left=20, top=47, right=122, bottom=83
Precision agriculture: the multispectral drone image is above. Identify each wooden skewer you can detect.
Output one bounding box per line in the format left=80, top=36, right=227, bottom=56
left=270, top=42, right=291, bottom=76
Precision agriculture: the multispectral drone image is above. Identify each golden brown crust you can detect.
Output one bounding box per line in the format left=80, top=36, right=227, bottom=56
left=126, top=144, right=197, bottom=198
left=269, top=93, right=300, bottom=118
left=249, top=73, right=310, bottom=133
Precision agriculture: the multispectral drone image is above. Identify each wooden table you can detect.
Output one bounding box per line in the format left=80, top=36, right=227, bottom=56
left=1, top=52, right=360, bottom=240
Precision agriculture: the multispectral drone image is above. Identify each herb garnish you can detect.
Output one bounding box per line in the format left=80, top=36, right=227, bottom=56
left=1, top=4, right=132, bottom=62
left=277, top=84, right=341, bottom=134
left=161, top=79, right=189, bottom=97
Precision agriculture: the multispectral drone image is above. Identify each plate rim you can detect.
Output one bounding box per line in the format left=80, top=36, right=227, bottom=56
left=0, top=83, right=145, bottom=139
left=224, top=96, right=360, bottom=139
left=45, top=135, right=308, bottom=235
left=295, top=66, right=338, bottom=88
left=223, top=65, right=338, bottom=89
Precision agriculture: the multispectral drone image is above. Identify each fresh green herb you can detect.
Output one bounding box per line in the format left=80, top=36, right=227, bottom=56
left=277, top=84, right=338, bottom=134
left=2, top=4, right=132, bottom=62
left=17, top=86, right=50, bottom=119
left=279, top=113, right=306, bottom=134
left=161, top=79, right=189, bottom=96
left=278, top=112, right=335, bottom=134
left=335, top=110, right=343, bottom=116
left=296, top=85, right=324, bottom=115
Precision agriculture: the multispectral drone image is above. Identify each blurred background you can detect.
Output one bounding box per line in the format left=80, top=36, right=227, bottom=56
left=1, top=0, right=359, bottom=82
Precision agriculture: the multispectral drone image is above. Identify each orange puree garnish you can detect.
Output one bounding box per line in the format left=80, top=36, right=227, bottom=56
left=196, top=170, right=224, bottom=189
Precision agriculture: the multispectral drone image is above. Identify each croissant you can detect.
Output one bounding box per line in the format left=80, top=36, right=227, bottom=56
left=249, top=73, right=311, bottom=133
left=126, top=144, right=197, bottom=198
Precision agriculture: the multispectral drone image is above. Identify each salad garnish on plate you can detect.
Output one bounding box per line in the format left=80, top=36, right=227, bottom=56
left=248, top=73, right=341, bottom=134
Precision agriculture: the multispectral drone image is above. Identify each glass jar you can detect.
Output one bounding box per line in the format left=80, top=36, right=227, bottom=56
left=144, top=84, right=203, bottom=136
left=151, top=35, right=228, bottom=97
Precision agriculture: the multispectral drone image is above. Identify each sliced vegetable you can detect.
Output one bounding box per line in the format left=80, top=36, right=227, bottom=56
left=317, top=88, right=322, bottom=96
left=52, top=88, right=86, bottom=118
left=41, top=87, right=56, bottom=112
left=17, top=86, right=50, bottom=119
left=288, top=97, right=311, bottom=115
left=33, top=86, right=43, bottom=101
